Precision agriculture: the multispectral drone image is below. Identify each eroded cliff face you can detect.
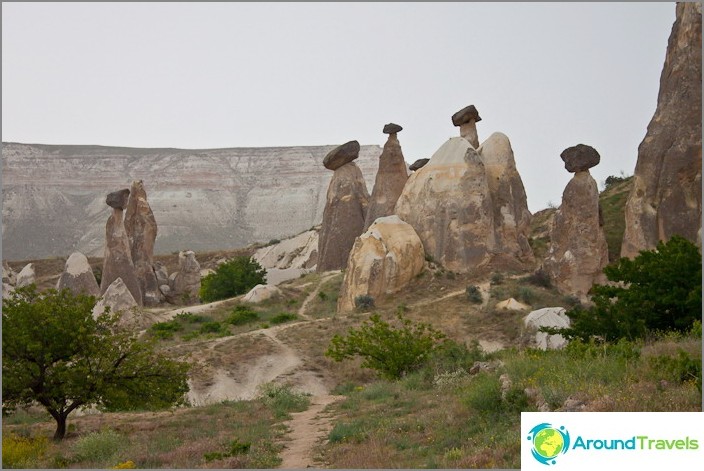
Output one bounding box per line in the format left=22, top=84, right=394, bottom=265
left=621, top=2, right=702, bottom=257
left=1, top=143, right=380, bottom=260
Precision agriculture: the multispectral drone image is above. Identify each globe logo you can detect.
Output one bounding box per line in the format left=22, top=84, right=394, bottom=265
left=527, top=423, right=570, bottom=465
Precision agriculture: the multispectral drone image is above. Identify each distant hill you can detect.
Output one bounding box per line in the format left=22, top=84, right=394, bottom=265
left=1, top=142, right=381, bottom=261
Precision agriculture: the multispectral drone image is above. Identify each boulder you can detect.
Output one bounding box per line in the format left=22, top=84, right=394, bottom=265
left=409, top=158, right=429, bottom=171
left=383, top=123, right=403, bottom=134
left=523, top=307, right=571, bottom=350
left=622, top=3, right=702, bottom=258
left=170, top=250, right=201, bottom=304
left=478, top=132, right=534, bottom=263
left=106, top=188, right=130, bottom=210
left=363, top=132, right=409, bottom=230
left=101, top=206, right=142, bottom=306
left=323, top=140, right=361, bottom=171
left=544, top=171, right=609, bottom=300
left=92, top=277, right=139, bottom=325
left=242, top=284, right=282, bottom=303
left=15, top=263, right=35, bottom=288
left=395, top=137, right=495, bottom=272
left=56, top=252, right=100, bottom=297
left=124, top=180, right=161, bottom=306
left=337, top=215, right=425, bottom=313
left=317, top=162, right=370, bottom=271
left=560, top=144, right=601, bottom=173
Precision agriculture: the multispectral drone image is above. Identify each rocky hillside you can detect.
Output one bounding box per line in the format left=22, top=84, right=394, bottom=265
left=1, top=142, right=381, bottom=261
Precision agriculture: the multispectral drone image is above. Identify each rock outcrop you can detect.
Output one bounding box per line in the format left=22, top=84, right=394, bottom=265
left=337, top=215, right=425, bottom=313
left=15, top=263, right=35, bottom=288
left=169, top=250, right=201, bottom=304
left=395, top=137, right=495, bottom=272
left=242, top=284, right=282, bottom=303
left=622, top=3, right=702, bottom=258
left=124, top=180, right=161, bottom=306
left=253, top=229, right=318, bottom=284
left=409, top=158, right=429, bottom=172
left=91, top=277, right=156, bottom=329
left=100, top=189, right=143, bottom=306
left=364, top=124, right=409, bottom=230
left=1, top=143, right=380, bottom=261
left=479, top=132, right=534, bottom=264
left=318, top=142, right=370, bottom=272
left=56, top=252, right=100, bottom=297
left=523, top=307, right=571, bottom=350
left=544, top=146, right=609, bottom=300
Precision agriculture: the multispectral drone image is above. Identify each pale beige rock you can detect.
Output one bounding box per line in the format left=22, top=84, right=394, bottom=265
left=170, top=250, right=201, bottom=304
left=395, top=137, right=495, bottom=272
left=478, top=132, right=534, bottom=264
left=2, top=261, right=16, bottom=285
left=16, top=263, right=35, bottom=288
left=622, top=3, right=702, bottom=257
left=242, top=284, right=282, bottom=303
left=495, top=298, right=529, bottom=311
left=337, top=215, right=425, bottom=313
left=92, top=277, right=140, bottom=327
left=363, top=133, right=409, bottom=230
left=318, top=162, right=370, bottom=272
left=544, top=171, right=609, bottom=300
left=124, top=180, right=161, bottom=306
left=254, top=229, right=319, bottom=270
left=523, top=307, right=571, bottom=350
left=56, top=252, right=100, bottom=297
left=101, top=207, right=142, bottom=306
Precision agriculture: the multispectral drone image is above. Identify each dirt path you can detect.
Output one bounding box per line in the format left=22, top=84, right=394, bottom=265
left=297, top=272, right=338, bottom=320
left=278, top=394, right=344, bottom=469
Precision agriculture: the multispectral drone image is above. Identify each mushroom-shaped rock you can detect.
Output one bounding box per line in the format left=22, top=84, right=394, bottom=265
left=15, top=263, right=35, bottom=288
left=323, top=140, right=361, bottom=170
left=106, top=189, right=131, bottom=210
left=523, top=307, right=571, bottom=350
left=337, top=215, right=425, bottom=313
left=383, top=123, right=403, bottom=134
left=242, top=284, right=282, bottom=303
left=560, top=144, right=601, bottom=173
left=409, top=158, right=430, bottom=171
left=452, top=105, right=482, bottom=148
left=56, top=252, right=100, bottom=297
left=101, top=204, right=142, bottom=306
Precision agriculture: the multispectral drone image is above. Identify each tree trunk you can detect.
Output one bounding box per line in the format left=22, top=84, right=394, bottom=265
left=53, top=414, right=67, bottom=441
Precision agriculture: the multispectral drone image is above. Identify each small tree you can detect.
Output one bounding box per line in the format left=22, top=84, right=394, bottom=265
left=325, top=314, right=446, bottom=380
left=2, top=287, right=190, bottom=440
left=547, top=236, right=702, bottom=341
left=199, top=256, right=267, bottom=303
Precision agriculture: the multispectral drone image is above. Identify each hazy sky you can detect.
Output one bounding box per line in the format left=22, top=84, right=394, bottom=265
left=2, top=2, right=676, bottom=212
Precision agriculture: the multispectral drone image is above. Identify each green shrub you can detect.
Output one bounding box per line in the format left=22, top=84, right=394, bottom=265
left=270, top=313, right=297, bottom=325
left=259, top=383, right=310, bottom=419
left=490, top=273, right=504, bottom=285
left=149, top=320, right=183, bottom=340
left=2, top=433, right=48, bottom=468
left=328, top=420, right=368, bottom=444
left=326, top=314, right=446, bottom=380
left=354, top=295, right=375, bottom=311
left=73, top=429, right=124, bottom=463
left=523, top=268, right=552, bottom=288
left=462, top=373, right=503, bottom=414
left=318, top=291, right=328, bottom=301
left=204, top=438, right=251, bottom=462
left=226, top=306, right=260, bottom=325
left=200, top=256, right=267, bottom=303
left=649, top=350, right=702, bottom=392
left=515, top=286, right=535, bottom=305
left=199, top=322, right=228, bottom=335
left=174, top=312, right=209, bottom=323
left=465, top=286, right=482, bottom=304
left=550, top=236, right=701, bottom=341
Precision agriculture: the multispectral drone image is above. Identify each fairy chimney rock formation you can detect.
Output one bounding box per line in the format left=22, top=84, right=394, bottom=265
left=622, top=2, right=702, bottom=258
left=478, top=132, right=534, bottom=264
left=544, top=145, right=609, bottom=300
left=363, top=124, right=409, bottom=230
left=452, top=104, right=482, bottom=148
left=337, top=215, right=425, bottom=313
left=101, top=188, right=143, bottom=306
left=15, top=263, right=35, bottom=288
left=56, top=252, right=100, bottom=297
left=124, top=180, right=161, bottom=306
left=395, top=137, right=495, bottom=272
left=317, top=141, right=370, bottom=272
left=170, top=250, right=201, bottom=304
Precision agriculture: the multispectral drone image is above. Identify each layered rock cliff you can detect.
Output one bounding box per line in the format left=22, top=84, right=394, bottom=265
left=1, top=143, right=380, bottom=260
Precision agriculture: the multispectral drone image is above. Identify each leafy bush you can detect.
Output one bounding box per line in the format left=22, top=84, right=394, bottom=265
left=326, top=314, right=446, bottom=380
left=2, top=433, right=47, bottom=468
left=174, top=312, right=209, bottom=323
left=490, top=273, right=504, bottom=285
left=354, top=295, right=375, bottom=311
left=523, top=268, right=552, bottom=288
left=200, top=256, right=267, bottom=303
left=73, top=429, right=124, bottom=463
left=149, top=320, right=183, bottom=340
left=318, top=291, right=328, bottom=301
left=465, top=286, right=482, bottom=304
left=270, top=313, right=297, bottom=325
left=515, top=286, right=535, bottom=305
left=259, top=383, right=310, bottom=419
left=547, top=236, right=702, bottom=341
left=649, top=350, right=702, bottom=392
left=199, top=321, right=229, bottom=335
left=226, top=305, right=260, bottom=325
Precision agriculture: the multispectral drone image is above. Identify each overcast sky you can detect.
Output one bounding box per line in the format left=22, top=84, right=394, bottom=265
left=2, top=2, right=676, bottom=212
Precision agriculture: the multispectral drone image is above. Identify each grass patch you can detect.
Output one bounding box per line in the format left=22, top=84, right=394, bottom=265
left=270, top=313, right=297, bottom=325
left=258, top=383, right=311, bottom=419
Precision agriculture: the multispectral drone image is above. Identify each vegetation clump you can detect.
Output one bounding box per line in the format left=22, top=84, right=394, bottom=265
left=200, top=256, right=267, bottom=303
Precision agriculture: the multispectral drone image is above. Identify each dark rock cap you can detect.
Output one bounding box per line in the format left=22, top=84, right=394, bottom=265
left=451, top=105, right=482, bottom=126
left=106, top=189, right=131, bottom=209
left=323, top=140, right=360, bottom=170
left=409, top=158, right=430, bottom=171
left=560, top=144, right=601, bottom=173
left=383, top=123, right=403, bottom=134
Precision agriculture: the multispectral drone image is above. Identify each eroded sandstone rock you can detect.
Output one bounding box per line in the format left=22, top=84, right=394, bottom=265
left=101, top=197, right=142, bottom=306
left=170, top=250, right=201, bottom=304
left=56, top=252, right=100, bottom=297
